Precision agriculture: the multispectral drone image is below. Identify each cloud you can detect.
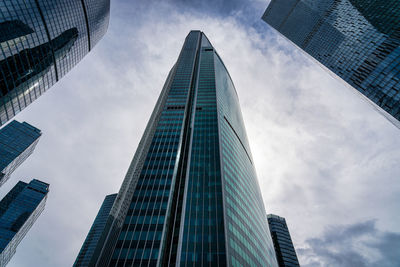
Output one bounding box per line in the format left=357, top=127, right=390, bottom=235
left=298, top=220, right=400, bottom=267
left=152, top=0, right=266, bottom=17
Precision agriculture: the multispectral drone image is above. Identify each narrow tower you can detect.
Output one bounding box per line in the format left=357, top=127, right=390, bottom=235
left=0, top=179, right=49, bottom=266
left=267, top=214, right=300, bottom=267
left=0, top=0, right=111, bottom=125
left=74, top=194, right=117, bottom=267
left=0, top=121, right=41, bottom=187
left=81, top=31, right=278, bottom=266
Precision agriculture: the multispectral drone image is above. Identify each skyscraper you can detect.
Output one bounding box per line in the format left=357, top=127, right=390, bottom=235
left=0, top=0, right=111, bottom=125
left=262, top=0, right=400, bottom=128
left=80, top=31, right=278, bottom=266
left=0, top=120, right=41, bottom=187
left=75, top=194, right=117, bottom=267
left=267, top=214, right=300, bottom=267
left=0, top=179, right=49, bottom=266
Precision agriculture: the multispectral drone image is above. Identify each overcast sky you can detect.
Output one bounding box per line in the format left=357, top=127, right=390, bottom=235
left=2, top=0, right=400, bottom=266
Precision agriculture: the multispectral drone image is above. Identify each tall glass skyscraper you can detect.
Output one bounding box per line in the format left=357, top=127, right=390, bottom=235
left=0, top=120, right=41, bottom=187
left=0, top=179, right=49, bottom=266
left=267, top=214, right=300, bottom=267
left=262, top=0, right=400, bottom=128
left=79, top=31, right=278, bottom=266
left=0, top=0, right=111, bottom=125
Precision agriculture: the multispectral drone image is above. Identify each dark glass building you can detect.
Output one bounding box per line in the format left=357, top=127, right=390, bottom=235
left=267, top=214, right=300, bottom=267
left=80, top=31, right=278, bottom=266
left=0, top=120, right=41, bottom=187
left=74, top=193, right=117, bottom=267
left=262, top=0, right=400, bottom=128
left=0, top=179, right=49, bottom=266
left=0, top=0, right=110, bottom=126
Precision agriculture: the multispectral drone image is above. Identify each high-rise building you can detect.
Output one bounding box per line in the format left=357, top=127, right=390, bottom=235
left=262, top=0, right=400, bottom=128
left=0, top=179, right=49, bottom=266
left=81, top=31, right=278, bottom=266
left=0, top=0, right=111, bottom=125
left=267, top=214, right=300, bottom=267
left=0, top=120, right=41, bottom=187
left=74, top=194, right=117, bottom=267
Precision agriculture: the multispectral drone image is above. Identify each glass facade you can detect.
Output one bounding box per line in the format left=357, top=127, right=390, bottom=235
left=178, top=39, right=226, bottom=266
left=74, top=194, right=117, bottom=267
left=267, top=214, right=300, bottom=267
left=262, top=0, right=400, bottom=128
left=83, top=31, right=278, bottom=266
left=0, top=120, right=41, bottom=187
left=0, top=179, right=49, bottom=266
left=215, top=53, right=277, bottom=267
left=0, top=0, right=110, bottom=126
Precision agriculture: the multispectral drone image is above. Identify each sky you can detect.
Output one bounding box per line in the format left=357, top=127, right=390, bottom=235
left=2, top=0, right=400, bottom=266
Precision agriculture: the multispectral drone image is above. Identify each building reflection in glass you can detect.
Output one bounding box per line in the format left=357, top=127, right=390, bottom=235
left=0, top=0, right=110, bottom=126
left=1, top=27, right=78, bottom=102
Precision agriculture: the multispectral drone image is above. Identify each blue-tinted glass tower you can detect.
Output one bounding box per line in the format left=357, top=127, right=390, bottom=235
left=0, top=0, right=110, bottom=125
left=74, top=193, right=117, bottom=267
left=81, top=31, right=278, bottom=266
left=262, top=0, right=400, bottom=128
left=267, top=214, right=300, bottom=267
left=0, top=120, right=41, bottom=187
left=0, top=179, right=49, bottom=266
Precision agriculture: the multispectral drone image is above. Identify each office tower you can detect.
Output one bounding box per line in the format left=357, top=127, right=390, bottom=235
left=262, top=0, right=400, bottom=128
left=82, top=31, right=278, bottom=266
left=0, top=179, right=49, bottom=266
left=0, top=120, right=41, bottom=187
left=74, top=194, right=117, bottom=267
left=267, top=214, right=300, bottom=267
left=0, top=0, right=111, bottom=125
